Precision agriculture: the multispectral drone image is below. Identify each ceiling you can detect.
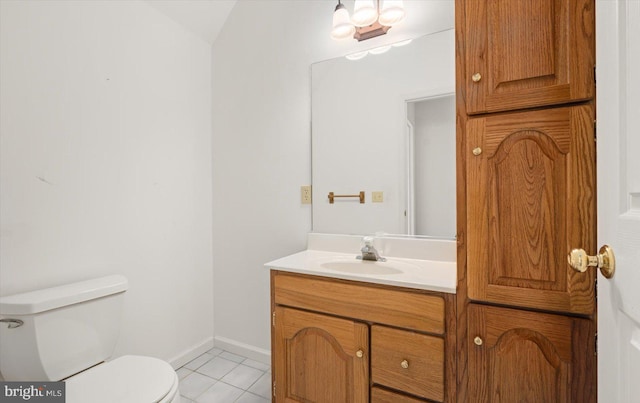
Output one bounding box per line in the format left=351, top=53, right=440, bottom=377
left=144, top=0, right=237, bottom=45
left=143, top=0, right=454, bottom=50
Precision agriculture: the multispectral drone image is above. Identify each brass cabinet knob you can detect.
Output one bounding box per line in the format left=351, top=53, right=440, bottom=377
left=474, top=336, right=483, bottom=346
left=356, top=350, right=364, bottom=358
left=472, top=73, right=482, bottom=82
left=472, top=147, right=482, bottom=156
left=567, top=245, right=615, bottom=279
left=401, top=360, right=409, bottom=369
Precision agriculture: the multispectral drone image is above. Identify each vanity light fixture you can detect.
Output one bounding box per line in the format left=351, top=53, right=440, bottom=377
left=331, top=0, right=406, bottom=42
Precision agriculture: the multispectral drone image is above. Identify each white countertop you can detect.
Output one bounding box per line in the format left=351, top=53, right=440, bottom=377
left=265, top=249, right=456, bottom=294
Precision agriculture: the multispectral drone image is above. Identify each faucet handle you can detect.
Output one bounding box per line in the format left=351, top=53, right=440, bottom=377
left=362, top=236, right=374, bottom=247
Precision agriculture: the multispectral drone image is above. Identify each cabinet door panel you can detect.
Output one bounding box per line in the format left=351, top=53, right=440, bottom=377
left=463, top=0, right=594, bottom=114
left=467, top=105, right=595, bottom=314
left=274, top=306, right=368, bottom=403
left=468, top=304, right=595, bottom=402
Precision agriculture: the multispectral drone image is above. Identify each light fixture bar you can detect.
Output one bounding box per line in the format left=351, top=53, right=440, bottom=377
left=353, top=21, right=391, bottom=42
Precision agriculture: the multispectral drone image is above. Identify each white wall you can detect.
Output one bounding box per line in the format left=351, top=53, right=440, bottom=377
left=211, top=1, right=454, bottom=361
left=414, top=95, right=456, bottom=238
left=0, top=0, right=213, bottom=368
left=210, top=1, right=317, bottom=361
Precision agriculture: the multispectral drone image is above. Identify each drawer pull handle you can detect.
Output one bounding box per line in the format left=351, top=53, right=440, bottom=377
left=400, top=360, right=409, bottom=369
left=472, top=147, right=482, bottom=156
left=474, top=336, right=483, bottom=346
left=472, top=73, right=482, bottom=82
left=356, top=350, right=364, bottom=358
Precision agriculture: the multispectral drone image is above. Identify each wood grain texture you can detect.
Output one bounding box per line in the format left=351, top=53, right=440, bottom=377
left=454, top=1, right=470, bottom=400
left=371, top=387, right=428, bottom=403
left=372, top=325, right=444, bottom=401
left=274, top=306, right=368, bottom=402
left=463, top=0, right=594, bottom=114
left=467, top=304, right=595, bottom=403
left=466, top=105, right=596, bottom=315
left=456, top=0, right=597, bottom=400
left=273, top=272, right=445, bottom=334
left=443, top=293, right=457, bottom=403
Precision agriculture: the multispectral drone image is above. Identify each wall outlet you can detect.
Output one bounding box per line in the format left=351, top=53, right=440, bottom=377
left=301, top=185, right=312, bottom=204
left=372, top=191, right=384, bottom=203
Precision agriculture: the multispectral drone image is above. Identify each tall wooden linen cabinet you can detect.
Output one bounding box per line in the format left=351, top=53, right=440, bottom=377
left=455, top=0, right=597, bottom=401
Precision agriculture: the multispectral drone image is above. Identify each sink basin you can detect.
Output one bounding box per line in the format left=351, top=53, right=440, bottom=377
left=318, top=258, right=417, bottom=275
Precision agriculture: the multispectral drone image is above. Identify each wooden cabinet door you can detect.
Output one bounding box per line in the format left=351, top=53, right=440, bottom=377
left=461, top=0, right=594, bottom=114
left=466, top=105, right=596, bottom=315
left=273, top=306, right=369, bottom=403
left=468, top=304, right=595, bottom=402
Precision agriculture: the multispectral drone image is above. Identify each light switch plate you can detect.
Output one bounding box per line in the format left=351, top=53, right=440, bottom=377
left=301, top=186, right=312, bottom=204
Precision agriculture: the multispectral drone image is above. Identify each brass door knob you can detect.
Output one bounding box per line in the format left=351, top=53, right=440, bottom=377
left=474, top=336, right=483, bottom=346
left=356, top=350, right=364, bottom=358
left=472, top=147, right=482, bottom=156
left=400, top=360, right=409, bottom=369
left=472, top=73, right=482, bottom=82
left=567, top=245, right=615, bottom=279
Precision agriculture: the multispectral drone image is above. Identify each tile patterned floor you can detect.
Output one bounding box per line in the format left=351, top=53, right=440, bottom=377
left=177, top=348, right=271, bottom=403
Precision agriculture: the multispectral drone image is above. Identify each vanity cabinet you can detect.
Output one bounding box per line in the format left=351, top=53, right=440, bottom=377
left=461, top=0, right=594, bottom=115
left=271, top=271, right=456, bottom=403
left=466, top=104, right=596, bottom=315
left=467, top=304, right=595, bottom=402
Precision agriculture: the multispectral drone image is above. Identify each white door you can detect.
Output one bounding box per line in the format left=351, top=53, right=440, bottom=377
left=597, top=1, right=640, bottom=402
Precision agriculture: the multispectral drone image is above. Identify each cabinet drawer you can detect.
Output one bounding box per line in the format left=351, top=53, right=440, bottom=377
left=372, top=387, right=426, bottom=403
left=371, top=325, right=444, bottom=402
left=273, top=272, right=445, bottom=334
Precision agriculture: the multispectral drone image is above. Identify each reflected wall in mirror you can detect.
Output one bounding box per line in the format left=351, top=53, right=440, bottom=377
left=406, top=94, right=456, bottom=237
left=311, top=29, right=455, bottom=238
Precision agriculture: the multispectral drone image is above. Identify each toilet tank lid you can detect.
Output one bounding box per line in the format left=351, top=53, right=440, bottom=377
left=0, top=275, right=128, bottom=315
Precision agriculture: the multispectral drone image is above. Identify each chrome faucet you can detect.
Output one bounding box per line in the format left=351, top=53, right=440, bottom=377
left=358, top=236, right=386, bottom=262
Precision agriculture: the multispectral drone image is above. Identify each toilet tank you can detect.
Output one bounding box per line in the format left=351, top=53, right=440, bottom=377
left=0, top=275, right=128, bottom=381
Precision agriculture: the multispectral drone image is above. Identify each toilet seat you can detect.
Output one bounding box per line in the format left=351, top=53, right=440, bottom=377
left=65, top=355, right=180, bottom=403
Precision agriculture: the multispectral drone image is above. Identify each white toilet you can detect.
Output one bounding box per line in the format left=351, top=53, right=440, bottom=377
left=0, top=275, right=180, bottom=403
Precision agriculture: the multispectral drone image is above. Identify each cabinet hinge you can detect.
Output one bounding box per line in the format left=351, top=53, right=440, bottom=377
left=272, top=311, right=276, bottom=327
left=273, top=381, right=276, bottom=397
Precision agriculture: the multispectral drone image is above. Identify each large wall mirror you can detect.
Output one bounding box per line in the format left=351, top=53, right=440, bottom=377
left=311, top=29, right=455, bottom=238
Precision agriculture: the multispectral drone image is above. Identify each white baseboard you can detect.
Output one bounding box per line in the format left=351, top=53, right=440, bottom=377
left=214, top=336, right=271, bottom=365
left=168, top=336, right=214, bottom=369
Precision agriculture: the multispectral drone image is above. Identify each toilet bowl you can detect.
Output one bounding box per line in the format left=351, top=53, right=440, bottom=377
left=0, top=275, right=181, bottom=403
left=65, top=355, right=180, bottom=403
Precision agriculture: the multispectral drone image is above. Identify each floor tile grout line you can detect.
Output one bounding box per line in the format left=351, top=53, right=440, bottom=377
left=178, top=349, right=272, bottom=402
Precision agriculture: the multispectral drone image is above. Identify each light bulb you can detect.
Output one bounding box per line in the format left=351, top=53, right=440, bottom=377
left=392, top=39, right=412, bottom=47
left=351, top=0, right=378, bottom=27
left=369, top=45, right=391, bottom=55
left=346, top=51, right=369, bottom=61
left=379, top=0, right=405, bottom=26
left=331, top=3, right=355, bottom=40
